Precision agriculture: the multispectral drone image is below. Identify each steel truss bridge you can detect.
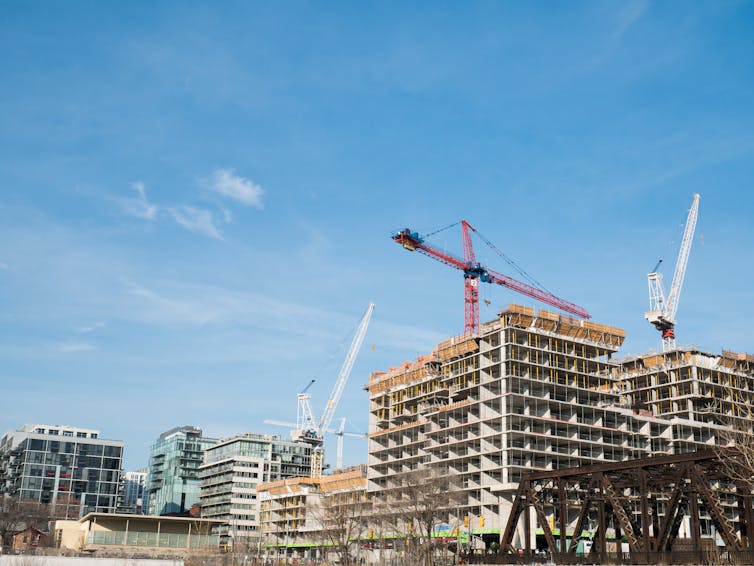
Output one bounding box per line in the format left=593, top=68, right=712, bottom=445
left=495, top=449, right=754, bottom=565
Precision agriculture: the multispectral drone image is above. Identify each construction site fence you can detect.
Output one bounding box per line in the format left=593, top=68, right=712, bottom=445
left=467, top=549, right=754, bottom=565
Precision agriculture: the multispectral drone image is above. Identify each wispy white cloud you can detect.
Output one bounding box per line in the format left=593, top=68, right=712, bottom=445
left=122, top=181, right=158, bottom=220
left=168, top=206, right=223, bottom=240
left=126, top=283, right=222, bottom=327
left=573, top=1, right=650, bottom=73
left=121, top=280, right=446, bottom=353
left=54, top=321, right=106, bottom=355
left=0, top=261, right=8, bottom=270
left=80, top=321, right=106, bottom=334
left=117, top=173, right=263, bottom=240
left=610, top=0, right=649, bottom=43
left=208, top=168, right=264, bottom=208
left=58, top=342, right=96, bottom=353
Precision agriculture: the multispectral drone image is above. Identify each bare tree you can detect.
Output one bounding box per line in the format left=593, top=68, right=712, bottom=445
left=372, top=466, right=463, bottom=566
left=0, top=495, right=49, bottom=550
left=310, top=489, right=368, bottom=566
left=706, top=396, right=754, bottom=490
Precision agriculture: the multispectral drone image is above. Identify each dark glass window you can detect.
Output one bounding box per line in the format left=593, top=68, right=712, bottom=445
left=103, top=445, right=121, bottom=458
left=88, top=445, right=104, bottom=456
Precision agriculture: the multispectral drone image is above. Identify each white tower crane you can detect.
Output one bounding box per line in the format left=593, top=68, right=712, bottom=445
left=318, top=302, right=375, bottom=435
left=332, top=417, right=367, bottom=470
left=265, top=302, right=375, bottom=476
left=644, top=194, right=700, bottom=352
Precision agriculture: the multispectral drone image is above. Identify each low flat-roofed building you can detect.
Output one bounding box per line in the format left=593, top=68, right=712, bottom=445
left=55, top=512, right=223, bottom=555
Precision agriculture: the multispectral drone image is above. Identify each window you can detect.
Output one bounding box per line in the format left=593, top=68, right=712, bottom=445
left=91, top=433, right=98, bottom=439
left=48, top=429, right=59, bottom=436
left=63, top=431, right=73, bottom=437
left=35, top=428, right=45, bottom=434
left=77, top=432, right=86, bottom=438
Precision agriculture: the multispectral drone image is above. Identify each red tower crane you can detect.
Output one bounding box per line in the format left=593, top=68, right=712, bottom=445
left=393, top=220, right=590, bottom=334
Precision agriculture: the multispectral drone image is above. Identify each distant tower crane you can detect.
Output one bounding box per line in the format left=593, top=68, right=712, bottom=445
left=294, top=379, right=319, bottom=444
left=332, top=417, right=367, bottom=470
left=393, top=220, right=590, bottom=334
left=645, top=194, right=700, bottom=352
left=265, top=302, right=375, bottom=476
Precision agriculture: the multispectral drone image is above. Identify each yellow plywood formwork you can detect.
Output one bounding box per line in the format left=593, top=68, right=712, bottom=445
left=722, top=350, right=754, bottom=362
left=534, top=309, right=560, bottom=332
left=436, top=335, right=479, bottom=361
left=259, top=476, right=319, bottom=496
left=319, top=469, right=367, bottom=493
left=500, top=304, right=625, bottom=348
left=438, top=399, right=472, bottom=413
left=720, top=350, right=754, bottom=371
left=642, top=354, right=664, bottom=368
left=367, top=418, right=426, bottom=438
left=503, top=304, right=536, bottom=328
left=367, top=363, right=435, bottom=394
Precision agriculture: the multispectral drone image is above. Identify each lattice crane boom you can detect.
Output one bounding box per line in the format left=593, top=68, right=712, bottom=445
left=645, top=194, right=700, bottom=351
left=265, top=304, right=374, bottom=476
left=667, top=194, right=700, bottom=321
left=393, top=220, right=590, bottom=333
left=484, top=266, right=591, bottom=319
left=318, top=302, right=375, bottom=435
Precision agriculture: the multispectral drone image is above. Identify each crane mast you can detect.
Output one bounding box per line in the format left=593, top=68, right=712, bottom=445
left=645, top=194, right=700, bottom=351
left=295, top=379, right=319, bottom=444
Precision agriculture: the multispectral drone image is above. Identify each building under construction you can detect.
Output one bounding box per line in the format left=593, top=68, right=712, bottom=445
left=257, top=465, right=369, bottom=562
left=366, top=305, right=754, bottom=551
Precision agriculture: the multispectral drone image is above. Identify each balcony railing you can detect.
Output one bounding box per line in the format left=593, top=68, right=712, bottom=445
left=87, top=530, right=219, bottom=549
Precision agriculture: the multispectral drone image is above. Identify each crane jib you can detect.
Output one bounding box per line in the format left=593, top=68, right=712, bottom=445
left=391, top=224, right=591, bottom=329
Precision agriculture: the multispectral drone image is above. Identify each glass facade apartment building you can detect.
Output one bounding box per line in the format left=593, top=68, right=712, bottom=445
left=200, top=433, right=313, bottom=548
left=147, top=426, right=218, bottom=516
left=0, top=424, right=124, bottom=518
left=119, top=468, right=149, bottom=514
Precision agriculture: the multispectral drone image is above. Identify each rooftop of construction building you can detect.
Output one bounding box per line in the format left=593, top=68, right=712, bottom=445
left=619, top=348, right=754, bottom=374
left=367, top=303, right=626, bottom=394
left=257, top=465, right=367, bottom=496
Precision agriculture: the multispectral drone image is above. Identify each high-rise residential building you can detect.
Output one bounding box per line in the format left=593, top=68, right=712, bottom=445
left=199, top=432, right=313, bottom=549
left=365, top=305, right=746, bottom=547
left=119, top=467, right=148, bottom=514
left=0, top=424, right=123, bottom=518
left=146, top=426, right=217, bottom=516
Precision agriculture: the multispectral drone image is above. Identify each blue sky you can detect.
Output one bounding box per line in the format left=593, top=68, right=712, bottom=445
left=1, top=1, right=753, bottom=471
